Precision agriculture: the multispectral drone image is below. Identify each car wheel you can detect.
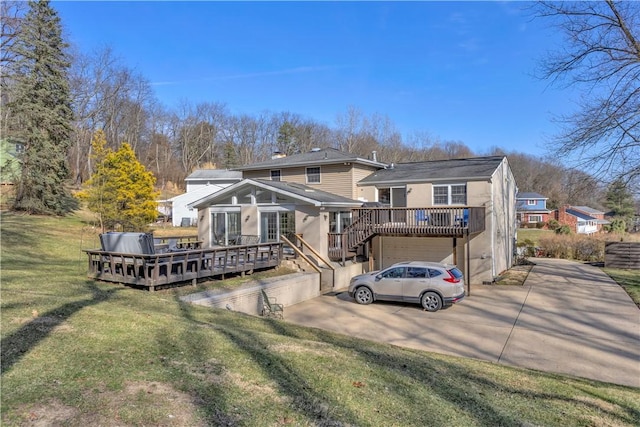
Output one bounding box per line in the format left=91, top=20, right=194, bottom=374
left=354, top=286, right=374, bottom=305
left=421, top=292, right=442, bottom=312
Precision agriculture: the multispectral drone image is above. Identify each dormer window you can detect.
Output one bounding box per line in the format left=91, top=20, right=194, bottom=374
left=306, top=167, right=320, bottom=184
left=527, top=200, right=536, bottom=205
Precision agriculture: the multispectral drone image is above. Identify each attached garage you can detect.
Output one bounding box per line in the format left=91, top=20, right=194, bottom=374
left=376, top=236, right=465, bottom=269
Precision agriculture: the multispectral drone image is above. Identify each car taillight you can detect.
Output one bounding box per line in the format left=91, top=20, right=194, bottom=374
left=443, top=271, right=460, bottom=283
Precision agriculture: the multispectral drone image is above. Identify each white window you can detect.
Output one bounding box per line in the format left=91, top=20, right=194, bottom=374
left=270, top=170, right=281, bottom=181
left=306, top=167, right=320, bottom=184
left=528, top=215, right=542, bottom=223
left=433, top=184, right=466, bottom=205
left=527, top=200, right=536, bottom=205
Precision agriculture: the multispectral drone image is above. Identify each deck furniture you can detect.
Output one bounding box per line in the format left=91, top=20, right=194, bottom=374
left=261, top=289, right=284, bottom=319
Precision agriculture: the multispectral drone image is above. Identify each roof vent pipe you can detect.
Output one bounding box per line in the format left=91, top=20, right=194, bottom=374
left=372, top=150, right=377, bottom=162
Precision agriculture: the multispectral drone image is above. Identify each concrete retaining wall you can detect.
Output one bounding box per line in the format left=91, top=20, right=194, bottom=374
left=180, top=261, right=372, bottom=317
left=333, top=261, right=372, bottom=289
left=181, top=271, right=321, bottom=316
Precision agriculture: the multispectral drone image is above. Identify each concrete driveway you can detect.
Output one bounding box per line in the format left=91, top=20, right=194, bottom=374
left=284, top=258, right=640, bottom=388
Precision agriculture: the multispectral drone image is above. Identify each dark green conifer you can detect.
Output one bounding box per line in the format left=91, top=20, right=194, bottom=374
left=9, top=0, right=77, bottom=214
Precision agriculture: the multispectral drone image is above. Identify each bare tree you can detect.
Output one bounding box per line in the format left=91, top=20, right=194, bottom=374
left=0, top=1, right=26, bottom=65
left=334, top=106, right=372, bottom=154
left=535, top=0, right=640, bottom=185
left=221, top=114, right=258, bottom=167
left=0, top=1, right=27, bottom=136
left=171, top=100, right=228, bottom=173
left=68, top=46, right=156, bottom=183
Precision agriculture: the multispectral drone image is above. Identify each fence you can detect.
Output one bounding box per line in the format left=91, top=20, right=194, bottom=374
left=605, top=242, right=640, bottom=269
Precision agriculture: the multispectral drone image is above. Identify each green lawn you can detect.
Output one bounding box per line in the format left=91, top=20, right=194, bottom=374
left=2, top=213, right=639, bottom=426
left=517, top=228, right=555, bottom=246
left=605, top=268, right=640, bottom=307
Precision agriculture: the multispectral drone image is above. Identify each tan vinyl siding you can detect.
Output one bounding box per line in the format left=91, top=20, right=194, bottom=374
left=351, top=165, right=379, bottom=200
left=241, top=163, right=380, bottom=199
left=310, top=164, right=352, bottom=198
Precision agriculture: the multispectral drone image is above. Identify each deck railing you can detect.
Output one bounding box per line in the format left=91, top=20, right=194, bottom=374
left=328, top=206, right=485, bottom=261
left=84, top=242, right=283, bottom=291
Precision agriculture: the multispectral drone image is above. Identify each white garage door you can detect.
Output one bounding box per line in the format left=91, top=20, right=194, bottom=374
left=379, top=236, right=456, bottom=268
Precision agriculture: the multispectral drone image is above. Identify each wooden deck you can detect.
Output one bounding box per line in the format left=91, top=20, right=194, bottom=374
left=328, top=206, right=485, bottom=261
left=84, top=243, right=283, bottom=291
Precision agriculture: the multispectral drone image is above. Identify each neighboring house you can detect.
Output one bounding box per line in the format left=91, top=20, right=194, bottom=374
left=185, top=169, right=242, bottom=193
left=0, top=139, right=24, bottom=184
left=190, top=149, right=518, bottom=285
left=516, top=192, right=552, bottom=226
left=554, top=205, right=610, bottom=234
left=167, top=170, right=241, bottom=226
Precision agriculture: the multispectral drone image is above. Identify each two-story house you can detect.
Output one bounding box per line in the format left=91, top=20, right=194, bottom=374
left=190, top=148, right=518, bottom=286
left=516, top=192, right=552, bottom=227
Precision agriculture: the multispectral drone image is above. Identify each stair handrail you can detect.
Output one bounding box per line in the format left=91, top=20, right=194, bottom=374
left=280, top=235, right=322, bottom=274
left=294, top=234, right=335, bottom=270
left=342, top=208, right=376, bottom=249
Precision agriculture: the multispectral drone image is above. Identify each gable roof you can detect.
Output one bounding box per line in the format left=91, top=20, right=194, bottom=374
left=232, top=147, right=387, bottom=171
left=190, top=178, right=363, bottom=209
left=169, top=183, right=230, bottom=204
left=357, top=156, right=506, bottom=185
left=186, top=169, right=242, bottom=181
left=517, top=192, right=547, bottom=200
left=565, top=208, right=598, bottom=222
left=572, top=206, right=604, bottom=215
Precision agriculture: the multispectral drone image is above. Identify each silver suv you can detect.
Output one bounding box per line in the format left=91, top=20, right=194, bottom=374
left=348, top=261, right=465, bottom=311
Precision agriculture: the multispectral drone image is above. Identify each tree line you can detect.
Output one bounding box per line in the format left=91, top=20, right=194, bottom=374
left=1, top=0, right=638, bottom=218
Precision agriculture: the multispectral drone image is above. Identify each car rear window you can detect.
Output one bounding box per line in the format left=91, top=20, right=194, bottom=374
left=448, top=268, right=463, bottom=279
left=427, top=268, right=442, bottom=278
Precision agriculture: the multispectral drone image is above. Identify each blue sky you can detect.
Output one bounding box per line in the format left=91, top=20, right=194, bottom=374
left=53, top=1, right=574, bottom=157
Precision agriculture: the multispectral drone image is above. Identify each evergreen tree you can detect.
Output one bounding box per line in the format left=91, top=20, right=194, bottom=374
left=277, top=122, right=297, bottom=155
left=81, top=136, right=159, bottom=231
left=8, top=0, right=77, bottom=214
left=604, top=179, right=635, bottom=231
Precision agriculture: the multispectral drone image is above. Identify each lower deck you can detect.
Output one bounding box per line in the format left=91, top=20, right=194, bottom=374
left=84, top=243, right=283, bottom=291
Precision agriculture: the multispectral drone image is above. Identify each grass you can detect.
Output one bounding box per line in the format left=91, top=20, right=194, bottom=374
left=517, top=228, right=555, bottom=246
left=604, top=268, right=640, bottom=307
left=2, top=213, right=640, bottom=426
left=494, top=261, right=533, bottom=286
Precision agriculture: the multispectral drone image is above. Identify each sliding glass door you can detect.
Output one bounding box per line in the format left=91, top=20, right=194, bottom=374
left=211, top=211, right=241, bottom=246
